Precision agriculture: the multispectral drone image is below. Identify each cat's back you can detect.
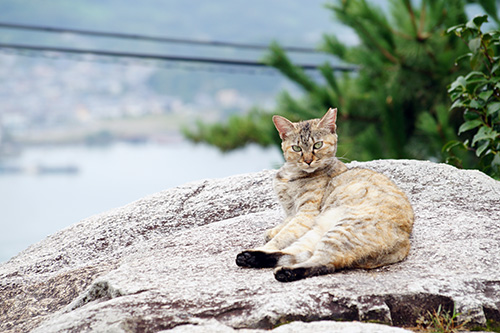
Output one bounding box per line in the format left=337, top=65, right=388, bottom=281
left=325, top=167, right=414, bottom=230
left=330, top=167, right=403, bottom=193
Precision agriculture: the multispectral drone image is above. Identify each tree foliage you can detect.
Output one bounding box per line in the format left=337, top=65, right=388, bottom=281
left=445, top=15, right=500, bottom=179
left=184, top=0, right=499, bottom=168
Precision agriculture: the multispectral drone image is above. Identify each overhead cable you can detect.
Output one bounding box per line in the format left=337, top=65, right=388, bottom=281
left=0, top=22, right=321, bottom=54
left=0, top=43, right=357, bottom=72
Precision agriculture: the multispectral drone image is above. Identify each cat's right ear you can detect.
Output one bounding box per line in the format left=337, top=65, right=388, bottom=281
left=272, top=115, right=295, bottom=139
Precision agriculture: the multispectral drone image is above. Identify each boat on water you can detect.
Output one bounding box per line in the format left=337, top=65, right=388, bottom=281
left=35, top=165, right=79, bottom=175
left=0, top=163, right=79, bottom=175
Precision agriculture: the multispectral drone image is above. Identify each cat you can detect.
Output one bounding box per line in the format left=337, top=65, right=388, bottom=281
left=236, top=108, right=414, bottom=282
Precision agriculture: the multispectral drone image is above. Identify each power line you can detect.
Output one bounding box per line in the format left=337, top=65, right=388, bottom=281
left=0, top=43, right=357, bottom=72
left=0, top=22, right=321, bottom=54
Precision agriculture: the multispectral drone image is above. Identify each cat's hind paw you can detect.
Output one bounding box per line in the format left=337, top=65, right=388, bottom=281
left=274, top=267, right=308, bottom=282
left=274, top=265, right=335, bottom=282
left=235, top=250, right=281, bottom=268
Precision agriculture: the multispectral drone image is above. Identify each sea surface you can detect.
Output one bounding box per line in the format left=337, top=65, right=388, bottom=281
left=0, top=141, right=282, bottom=263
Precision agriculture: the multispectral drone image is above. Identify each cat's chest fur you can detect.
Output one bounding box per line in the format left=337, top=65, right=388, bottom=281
left=274, top=160, right=346, bottom=215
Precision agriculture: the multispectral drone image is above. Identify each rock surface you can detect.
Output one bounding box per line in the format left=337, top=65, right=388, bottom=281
left=166, top=319, right=412, bottom=332
left=1, top=160, right=499, bottom=332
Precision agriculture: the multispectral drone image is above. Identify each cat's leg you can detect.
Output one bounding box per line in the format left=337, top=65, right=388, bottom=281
left=264, top=217, right=292, bottom=242
left=273, top=242, right=337, bottom=282
left=274, top=263, right=335, bottom=282
left=274, top=218, right=404, bottom=282
left=236, top=212, right=317, bottom=269
left=274, top=207, right=345, bottom=270
left=274, top=230, right=355, bottom=282
left=275, top=226, right=324, bottom=266
left=274, top=216, right=367, bottom=281
left=260, top=211, right=318, bottom=251
left=273, top=228, right=337, bottom=282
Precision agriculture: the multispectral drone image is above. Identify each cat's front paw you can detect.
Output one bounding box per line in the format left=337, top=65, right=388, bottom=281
left=264, top=229, right=276, bottom=242
left=264, top=224, right=284, bottom=242
left=235, top=250, right=281, bottom=268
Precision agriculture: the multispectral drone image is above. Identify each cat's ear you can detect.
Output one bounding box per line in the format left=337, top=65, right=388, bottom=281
left=272, top=115, right=296, bottom=139
left=318, top=108, right=337, bottom=133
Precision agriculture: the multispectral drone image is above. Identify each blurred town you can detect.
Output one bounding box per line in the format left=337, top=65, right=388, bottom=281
left=0, top=0, right=340, bottom=175
left=0, top=55, right=257, bottom=158
left=0, top=51, right=303, bottom=174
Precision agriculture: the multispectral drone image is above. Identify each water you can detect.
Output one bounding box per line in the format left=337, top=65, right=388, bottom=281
left=0, top=141, right=282, bottom=263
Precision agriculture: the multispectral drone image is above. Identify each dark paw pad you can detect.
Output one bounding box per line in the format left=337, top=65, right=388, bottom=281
left=275, top=265, right=334, bottom=282
left=274, top=267, right=308, bottom=282
left=235, top=251, right=280, bottom=268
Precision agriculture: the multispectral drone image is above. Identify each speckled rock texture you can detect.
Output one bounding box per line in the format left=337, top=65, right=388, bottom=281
left=0, top=160, right=499, bottom=332
left=165, top=319, right=412, bottom=332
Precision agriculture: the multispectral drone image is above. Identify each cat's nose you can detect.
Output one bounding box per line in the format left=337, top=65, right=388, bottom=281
left=304, top=158, right=313, bottom=165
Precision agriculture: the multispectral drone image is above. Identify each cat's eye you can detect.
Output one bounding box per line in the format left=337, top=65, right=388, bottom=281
left=291, top=145, right=302, bottom=152
left=313, top=141, right=323, bottom=149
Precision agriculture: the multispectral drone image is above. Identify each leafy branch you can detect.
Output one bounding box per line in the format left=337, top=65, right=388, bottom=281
left=445, top=15, right=500, bottom=179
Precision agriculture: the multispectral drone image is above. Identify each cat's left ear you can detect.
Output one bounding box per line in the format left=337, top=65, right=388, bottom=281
left=318, top=108, right=337, bottom=133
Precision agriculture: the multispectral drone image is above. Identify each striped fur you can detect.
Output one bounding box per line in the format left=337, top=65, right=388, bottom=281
left=236, top=108, right=414, bottom=282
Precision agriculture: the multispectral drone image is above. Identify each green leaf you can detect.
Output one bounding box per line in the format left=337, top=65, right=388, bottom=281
left=472, top=15, right=489, bottom=28
left=449, top=91, right=463, bottom=101
left=442, top=140, right=465, bottom=153
left=465, top=71, right=485, bottom=79
left=486, top=46, right=495, bottom=59
left=493, top=153, right=500, bottom=167
left=446, top=24, right=464, bottom=35
left=464, top=110, right=481, bottom=120
left=482, top=32, right=493, bottom=43
left=458, top=119, right=483, bottom=134
left=466, top=20, right=478, bottom=30
left=470, top=52, right=482, bottom=70
left=469, top=99, right=482, bottom=109
left=451, top=99, right=466, bottom=109
left=454, top=53, right=472, bottom=66
left=465, top=15, right=488, bottom=30
left=449, top=91, right=462, bottom=101
left=472, top=126, right=499, bottom=145
left=492, top=62, right=500, bottom=74
left=469, top=37, right=482, bottom=53
left=479, top=90, right=493, bottom=101
left=487, top=102, right=500, bottom=116
left=476, top=141, right=490, bottom=157
left=448, top=76, right=467, bottom=92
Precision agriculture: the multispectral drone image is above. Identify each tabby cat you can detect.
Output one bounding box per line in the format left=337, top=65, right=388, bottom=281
left=236, top=108, right=414, bottom=282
